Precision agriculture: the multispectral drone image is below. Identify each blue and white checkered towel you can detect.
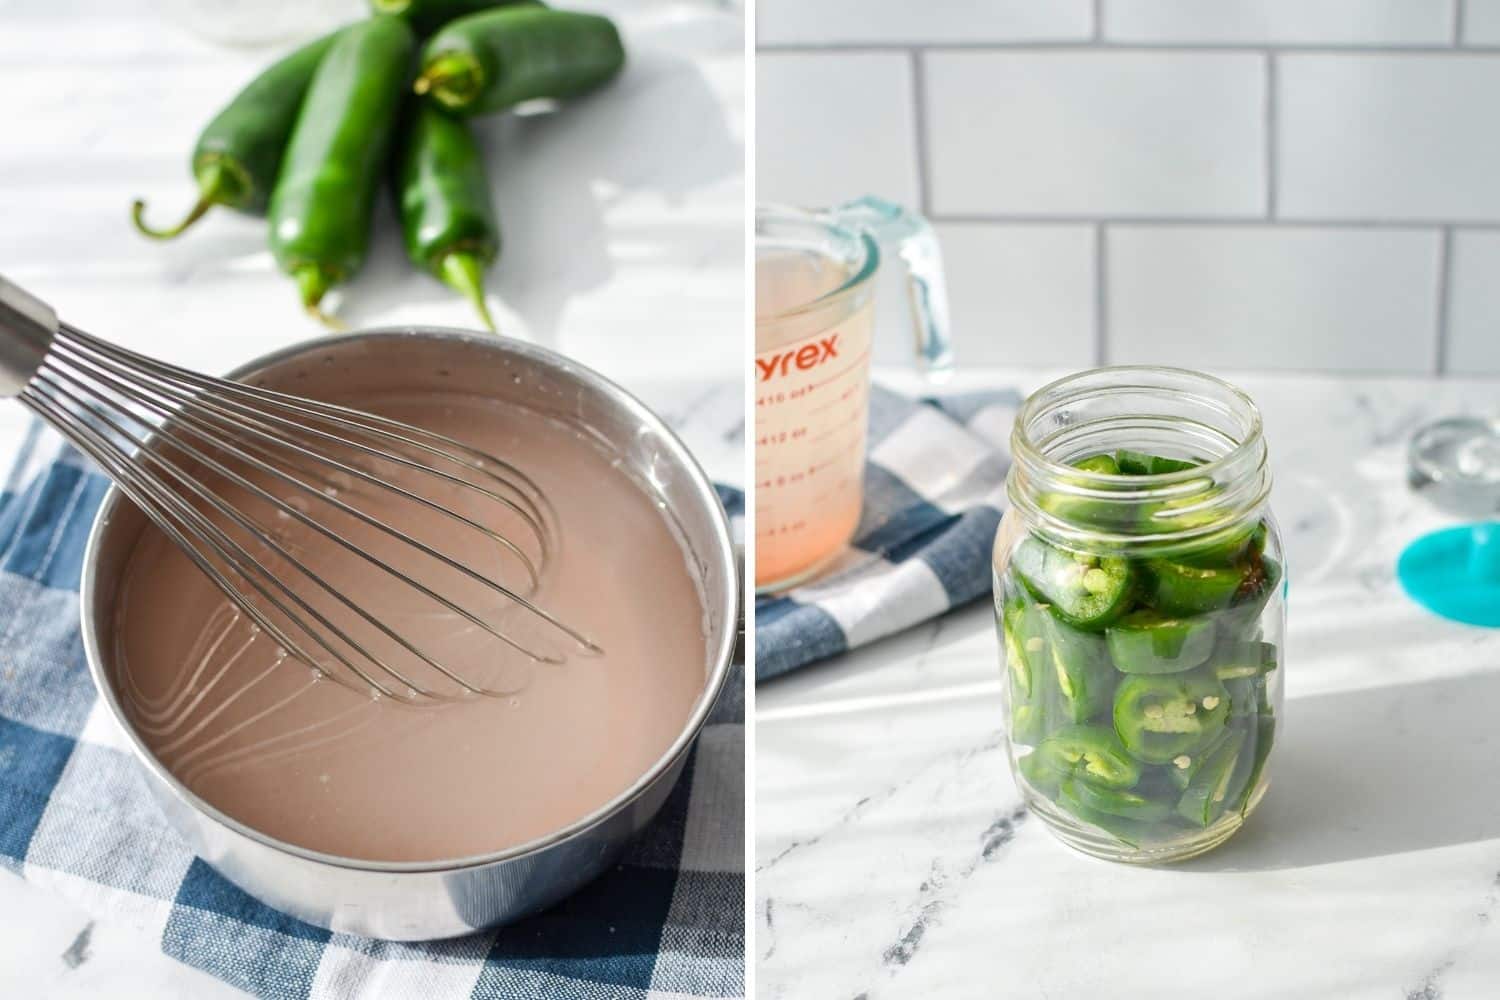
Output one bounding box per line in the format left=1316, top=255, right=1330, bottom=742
left=0, top=423, right=745, bottom=999
left=755, top=385, right=1020, bottom=682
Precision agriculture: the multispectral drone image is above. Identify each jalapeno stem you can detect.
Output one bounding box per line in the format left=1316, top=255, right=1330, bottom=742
left=439, top=251, right=497, bottom=333
left=414, top=52, right=485, bottom=108
left=130, top=162, right=231, bottom=240
left=293, top=265, right=345, bottom=331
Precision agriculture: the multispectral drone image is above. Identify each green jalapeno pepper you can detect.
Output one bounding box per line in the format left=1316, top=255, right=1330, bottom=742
left=1010, top=536, right=1135, bottom=632
left=1136, top=476, right=1265, bottom=567
left=1231, top=716, right=1275, bottom=815
left=1073, top=454, right=1121, bottom=475
left=269, top=16, right=416, bottom=327
left=1105, top=610, right=1216, bottom=675
left=1175, top=727, right=1249, bottom=827
left=371, top=0, right=540, bottom=35
left=1144, top=556, right=1250, bottom=616
left=1002, top=600, right=1053, bottom=744
left=132, top=28, right=343, bottom=240
left=1113, top=671, right=1230, bottom=765
left=1018, top=750, right=1066, bottom=794
left=1040, top=611, right=1116, bottom=723
left=1220, top=556, right=1282, bottom=634
left=1059, top=772, right=1174, bottom=823
left=1115, top=450, right=1200, bottom=476
left=395, top=102, right=501, bottom=332
left=1036, top=453, right=1143, bottom=531
left=1177, top=520, right=1268, bottom=568
left=415, top=7, right=625, bottom=115
left=1037, top=725, right=1141, bottom=789
left=1209, top=639, right=1278, bottom=681
left=1055, top=782, right=1159, bottom=847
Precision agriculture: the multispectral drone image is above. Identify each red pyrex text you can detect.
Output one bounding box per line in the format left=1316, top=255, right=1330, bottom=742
left=755, top=334, right=839, bottom=382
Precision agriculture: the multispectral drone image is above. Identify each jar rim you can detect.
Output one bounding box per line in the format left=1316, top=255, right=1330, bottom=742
left=1007, top=365, right=1271, bottom=548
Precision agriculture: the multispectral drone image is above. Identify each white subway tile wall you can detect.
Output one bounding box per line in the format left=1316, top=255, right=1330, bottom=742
left=1448, top=232, right=1500, bottom=371
left=1108, top=227, right=1441, bottom=371
left=755, top=0, right=1092, bottom=46
left=757, top=0, right=1500, bottom=374
left=1105, top=1, right=1453, bottom=45
left=755, top=52, right=920, bottom=209
left=935, top=224, right=1096, bottom=367
left=925, top=51, right=1265, bottom=217
left=1463, top=0, right=1500, bottom=44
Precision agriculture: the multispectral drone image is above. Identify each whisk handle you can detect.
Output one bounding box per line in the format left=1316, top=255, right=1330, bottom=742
left=0, top=276, right=58, bottom=397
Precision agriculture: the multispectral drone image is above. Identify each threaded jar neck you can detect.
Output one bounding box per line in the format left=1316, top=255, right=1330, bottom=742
left=1007, top=366, right=1271, bottom=553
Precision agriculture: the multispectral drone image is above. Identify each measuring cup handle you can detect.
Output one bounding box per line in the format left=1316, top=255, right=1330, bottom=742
left=830, top=196, right=954, bottom=380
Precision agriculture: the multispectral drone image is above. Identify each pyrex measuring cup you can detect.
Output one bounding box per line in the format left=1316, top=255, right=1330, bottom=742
left=754, top=196, right=952, bottom=593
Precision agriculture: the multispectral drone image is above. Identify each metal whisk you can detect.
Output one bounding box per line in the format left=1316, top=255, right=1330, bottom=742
left=0, top=276, right=597, bottom=705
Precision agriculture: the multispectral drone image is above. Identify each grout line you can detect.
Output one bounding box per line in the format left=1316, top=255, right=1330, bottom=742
left=925, top=214, right=1500, bottom=230
left=1455, top=0, right=1467, bottom=46
left=1092, top=0, right=1104, bottom=42
left=1095, top=224, right=1109, bottom=366
left=1435, top=228, right=1454, bottom=374
left=1264, top=52, right=1279, bottom=219
left=910, top=49, right=934, bottom=217
left=757, top=40, right=1500, bottom=54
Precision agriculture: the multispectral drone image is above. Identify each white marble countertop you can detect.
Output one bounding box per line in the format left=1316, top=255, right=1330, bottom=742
left=757, top=368, right=1500, bottom=1000
left=0, top=1, right=742, bottom=995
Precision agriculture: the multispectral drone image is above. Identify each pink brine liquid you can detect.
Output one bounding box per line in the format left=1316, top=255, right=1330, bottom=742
left=755, top=249, right=874, bottom=590
left=111, top=391, right=709, bottom=862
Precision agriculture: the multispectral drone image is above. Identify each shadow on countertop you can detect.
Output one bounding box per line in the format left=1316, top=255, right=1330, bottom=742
left=1179, top=667, right=1500, bottom=874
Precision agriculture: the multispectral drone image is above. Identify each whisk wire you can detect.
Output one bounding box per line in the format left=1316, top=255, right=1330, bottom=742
left=57, top=326, right=556, bottom=549
left=28, top=366, right=561, bottom=699
left=6, top=313, right=600, bottom=707
left=17, top=385, right=403, bottom=701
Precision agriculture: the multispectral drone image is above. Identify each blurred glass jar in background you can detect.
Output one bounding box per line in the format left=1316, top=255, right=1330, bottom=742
left=993, top=367, right=1285, bottom=863
left=159, top=0, right=361, bottom=47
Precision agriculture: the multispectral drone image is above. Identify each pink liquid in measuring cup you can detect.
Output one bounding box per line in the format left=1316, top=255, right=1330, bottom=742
left=755, top=249, right=874, bottom=590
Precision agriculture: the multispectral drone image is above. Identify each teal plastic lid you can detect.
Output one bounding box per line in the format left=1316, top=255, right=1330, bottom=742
left=1397, top=523, right=1500, bottom=627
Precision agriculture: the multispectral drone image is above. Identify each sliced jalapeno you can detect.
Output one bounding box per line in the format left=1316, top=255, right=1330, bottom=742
left=1113, top=671, right=1230, bottom=765
left=1001, top=600, right=1040, bottom=701
left=1209, top=639, right=1278, bottom=680
left=1018, top=750, right=1066, bottom=794
left=1176, top=727, right=1248, bottom=827
left=1073, top=454, right=1121, bottom=475
left=1177, top=520, right=1268, bottom=568
left=1231, top=716, right=1276, bottom=815
left=1055, top=784, right=1156, bottom=847
left=1144, top=557, right=1246, bottom=616
left=1037, top=725, right=1141, bottom=789
left=1225, top=677, right=1261, bottom=719
left=1042, top=611, right=1116, bottom=723
left=1011, top=537, right=1136, bottom=632
left=1166, top=727, right=1231, bottom=790
left=1035, top=454, right=1130, bottom=529
left=1220, top=555, right=1283, bottom=634
left=1059, top=773, right=1174, bottom=823
left=1105, top=610, right=1216, bottom=675
left=1115, top=450, right=1200, bottom=476
left=1002, top=600, right=1052, bottom=744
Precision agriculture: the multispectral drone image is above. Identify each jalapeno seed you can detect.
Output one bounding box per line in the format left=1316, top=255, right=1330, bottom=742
left=1041, top=612, right=1117, bottom=724
left=1038, top=725, right=1141, bottom=789
left=1114, top=671, right=1231, bottom=765
left=1176, top=728, right=1248, bottom=827
left=1012, top=536, right=1136, bottom=631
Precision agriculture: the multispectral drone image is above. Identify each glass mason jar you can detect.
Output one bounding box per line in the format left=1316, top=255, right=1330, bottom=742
left=992, top=367, right=1285, bottom=863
